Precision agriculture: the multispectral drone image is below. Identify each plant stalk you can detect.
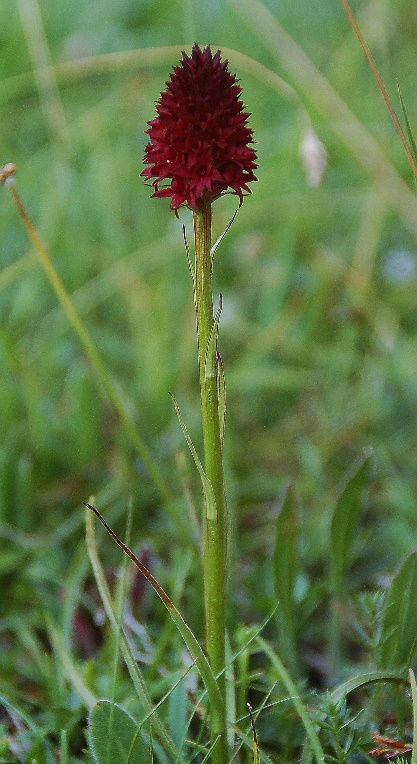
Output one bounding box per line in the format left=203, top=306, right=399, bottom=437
left=194, top=201, right=228, bottom=763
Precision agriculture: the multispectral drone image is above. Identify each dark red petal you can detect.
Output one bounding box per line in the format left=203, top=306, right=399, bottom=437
left=142, top=43, right=257, bottom=212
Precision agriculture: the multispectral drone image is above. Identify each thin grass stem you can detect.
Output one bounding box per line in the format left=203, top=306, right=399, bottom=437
left=339, top=0, right=417, bottom=181
left=85, top=506, right=181, bottom=761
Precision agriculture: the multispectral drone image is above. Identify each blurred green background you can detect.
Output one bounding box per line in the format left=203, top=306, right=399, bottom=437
left=1, top=0, right=417, bottom=678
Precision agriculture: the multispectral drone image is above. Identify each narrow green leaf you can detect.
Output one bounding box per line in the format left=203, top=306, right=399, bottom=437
left=0, top=693, right=43, bottom=735
left=331, top=670, right=406, bottom=705
left=410, top=669, right=417, bottom=764
left=204, top=294, right=222, bottom=380
left=25, top=739, right=53, bottom=764
left=85, top=508, right=179, bottom=763
left=197, top=736, right=221, bottom=764
left=330, top=449, right=373, bottom=596
left=217, top=351, right=226, bottom=452
left=169, top=393, right=217, bottom=521
left=256, top=636, right=325, bottom=764
left=273, top=481, right=298, bottom=669
left=85, top=505, right=224, bottom=716
left=379, top=552, right=417, bottom=670
left=225, top=635, right=236, bottom=750
left=47, top=619, right=97, bottom=709
left=182, top=223, right=195, bottom=288
left=168, top=681, right=187, bottom=750
left=89, top=701, right=150, bottom=764
left=397, top=81, right=417, bottom=171
left=128, top=660, right=197, bottom=760
left=61, top=541, right=90, bottom=652
left=108, top=503, right=133, bottom=763
left=210, top=209, right=238, bottom=265
left=60, top=730, right=69, bottom=764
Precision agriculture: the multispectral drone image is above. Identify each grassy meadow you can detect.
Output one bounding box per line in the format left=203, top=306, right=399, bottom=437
left=2, top=0, right=417, bottom=761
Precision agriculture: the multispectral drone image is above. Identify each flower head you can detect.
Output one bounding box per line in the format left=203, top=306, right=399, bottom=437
left=141, top=44, right=257, bottom=212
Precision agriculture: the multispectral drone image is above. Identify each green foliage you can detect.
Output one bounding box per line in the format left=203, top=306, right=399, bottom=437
left=410, top=668, right=417, bottom=764
left=168, top=681, right=187, bottom=751
left=88, top=701, right=151, bottom=764
left=273, top=480, right=298, bottom=674
left=313, top=695, right=364, bottom=764
left=2, top=0, right=417, bottom=762
left=330, top=450, right=373, bottom=598
left=379, top=552, right=417, bottom=670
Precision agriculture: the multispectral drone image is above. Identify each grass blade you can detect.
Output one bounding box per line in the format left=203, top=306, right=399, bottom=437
left=85, top=507, right=180, bottom=763
left=330, top=449, right=373, bottom=597
left=329, top=450, right=373, bottom=679
left=217, top=351, right=226, bottom=453
left=273, top=480, right=298, bottom=674
left=47, top=618, right=97, bottom=709
left=210, top=209, right=238, bottom=265
left=169, top=393, right=217, bottom=521
left=2, top=175, right=181, bottom=533
left=204, top=294, right=223, bottom=381
left=339, top=0, right=417, bottom=181
left=331, top=670, right=406, bottom=705
left=379, top=552, right=417, bottom=670
left=85, top=504, right=224, bottom=717
left=396, top=81, right=417, bottom=171
left=226, top=0, right=417, bottom=235
left=256, top=636, right=324, bottom=764
left=410, top=669, right=417, bottom=764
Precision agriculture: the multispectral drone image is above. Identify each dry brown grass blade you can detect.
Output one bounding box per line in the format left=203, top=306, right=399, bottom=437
left=339, top=0, right=417, bottom=181
left=228, top=0, right=417, bottom=241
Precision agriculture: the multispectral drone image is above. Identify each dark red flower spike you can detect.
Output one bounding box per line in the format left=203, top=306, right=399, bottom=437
left=142, top=43, right=257, bottom=212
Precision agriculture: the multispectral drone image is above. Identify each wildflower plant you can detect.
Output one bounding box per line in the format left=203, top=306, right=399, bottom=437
left=141, top=43, right=257, bottom=763
left=4, top=10, right=417, bottom=764
left=0, top=43, right=259, bottom=764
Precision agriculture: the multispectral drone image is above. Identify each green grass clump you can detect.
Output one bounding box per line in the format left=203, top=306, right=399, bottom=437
left=2, top=0, right=417, bottom=762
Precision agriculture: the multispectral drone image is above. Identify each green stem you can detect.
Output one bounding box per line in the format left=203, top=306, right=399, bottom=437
left=194, top=202, right=228, bottom=763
